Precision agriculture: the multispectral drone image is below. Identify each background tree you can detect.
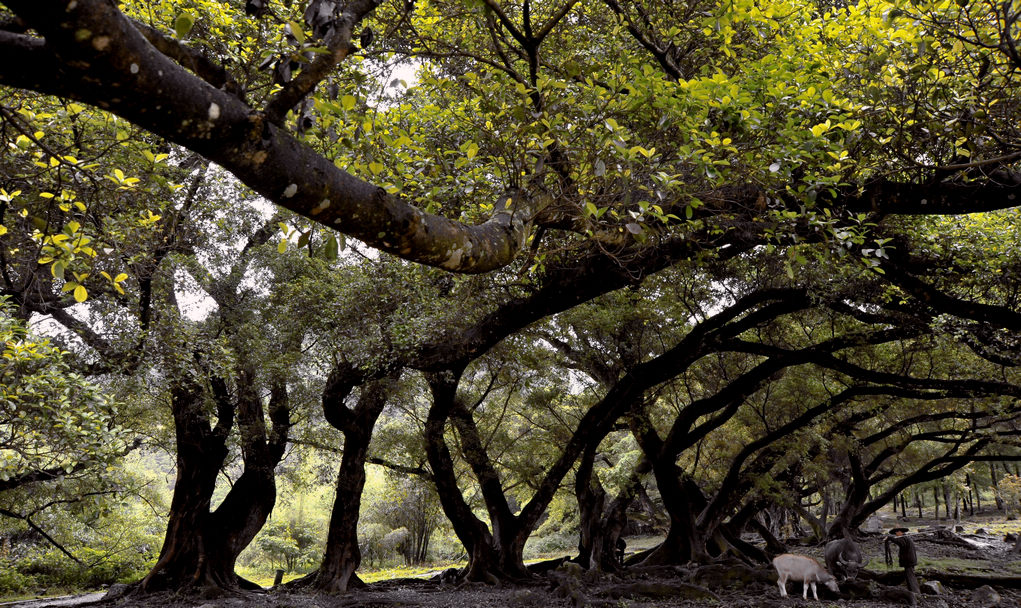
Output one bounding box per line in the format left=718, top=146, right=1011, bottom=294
left=2, top=0, right=1021, bottom=597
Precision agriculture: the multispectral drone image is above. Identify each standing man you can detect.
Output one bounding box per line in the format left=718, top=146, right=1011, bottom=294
left=885, top=527, right=920, bottom=594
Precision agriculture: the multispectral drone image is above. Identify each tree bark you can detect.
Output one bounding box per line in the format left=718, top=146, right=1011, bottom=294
left=575, top=444, right=643, bottom=571
left=424, top=370, right=504, bottom=583
left=141, top=370, right=289, bottom=593
left=141, top=380, right=231, bottom=591
left=992, top=463, right=1005, bottom=511
left=827, top=452, right=870, bottom=540
left=639, top=469, right=710, bottom=565
left=312, top=372, right=395, bottom=592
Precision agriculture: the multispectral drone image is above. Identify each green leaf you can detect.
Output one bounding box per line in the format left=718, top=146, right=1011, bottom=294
left=341, top=95, right=356, bottom=111
left=288, top=21, right=306, bottom=44
left=51, top=261, right=66, bottom=281
left=465, top=142, right=479, bottom=160
left=325, top=236, right=339, bottom=261
left=174, top=13, right=195, bottom=39
left=73, top=284, right=88, bottom=303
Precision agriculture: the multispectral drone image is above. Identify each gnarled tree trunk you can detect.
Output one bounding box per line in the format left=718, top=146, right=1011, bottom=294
left=142, top=372, right=289, bottom=593
left=575, top=442, right=642, bottom=571
left=424, top=370, right=528, bottom=582
left=310, top=371, right=396, bottom=592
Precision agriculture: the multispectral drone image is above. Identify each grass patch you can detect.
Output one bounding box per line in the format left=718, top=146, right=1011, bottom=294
left=237, top=562, right=467, bottom=587
left=623, top=535, right=665, bottom=552
left=360, top=564, right=461, bottom=582
left=236, top=566, right=307, bottom=587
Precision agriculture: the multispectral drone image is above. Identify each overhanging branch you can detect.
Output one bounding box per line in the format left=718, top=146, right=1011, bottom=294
left=0, top=0, right=538, bottom=273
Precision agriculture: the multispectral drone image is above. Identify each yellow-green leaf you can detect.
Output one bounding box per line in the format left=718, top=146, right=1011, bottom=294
left=174, top=13, right=195, bottom=38
left=288, top=21, right=305, bottom=44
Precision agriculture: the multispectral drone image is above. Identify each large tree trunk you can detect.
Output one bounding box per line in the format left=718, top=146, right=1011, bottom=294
left=142, top=380, right=232, bottom=591
left=827, top=452, right=870, bottom=540
left=312, top=374, right=394, bottom=592
left=424, top=370, right=505, bottom=583
left=575, top=444, right=643, bottom=571
left=640, top=471, right=711, bottom=565
left=448, top=394, right=531, bottom=580
left=575, top=443, right=608, bottom=570
left=629, top=405, right=712, bottom=566
left=424, top=371, right=547, bottom=583
left=142, top=372, right=289, bottom=593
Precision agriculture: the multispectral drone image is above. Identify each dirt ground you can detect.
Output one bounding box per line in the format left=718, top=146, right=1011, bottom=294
left=8, top=519, right=1021, bottom=608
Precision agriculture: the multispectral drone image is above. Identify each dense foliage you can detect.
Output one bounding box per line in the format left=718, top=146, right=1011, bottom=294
left=1, top=0, right=1020, bottom=598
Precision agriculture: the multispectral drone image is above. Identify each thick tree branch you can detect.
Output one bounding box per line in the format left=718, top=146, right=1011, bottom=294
left=479, top=0, right=527, bottom=47
left=854, top=438, right=992, bottom=523
left=602, top=0, right=683, bottom=79
left=131, top=20, right=239, bottom=96
left=534, top=0, right=580, bottom=43
left=840, top=177, right=1021, bottom=215
left=879, top=259, right=1021, bottom=331
left=0, top=1, right=537, bottom=273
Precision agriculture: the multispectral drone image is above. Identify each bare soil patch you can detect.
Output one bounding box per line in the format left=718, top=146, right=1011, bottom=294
left=9, top=522, right=1021, bottom=608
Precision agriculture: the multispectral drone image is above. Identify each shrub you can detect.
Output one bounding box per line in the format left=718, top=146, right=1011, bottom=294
left=11, top=545, right=154, bottom=592
left=524, top=531, right=576, bottom=558
left=0, top=562, right=34, bottom=594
